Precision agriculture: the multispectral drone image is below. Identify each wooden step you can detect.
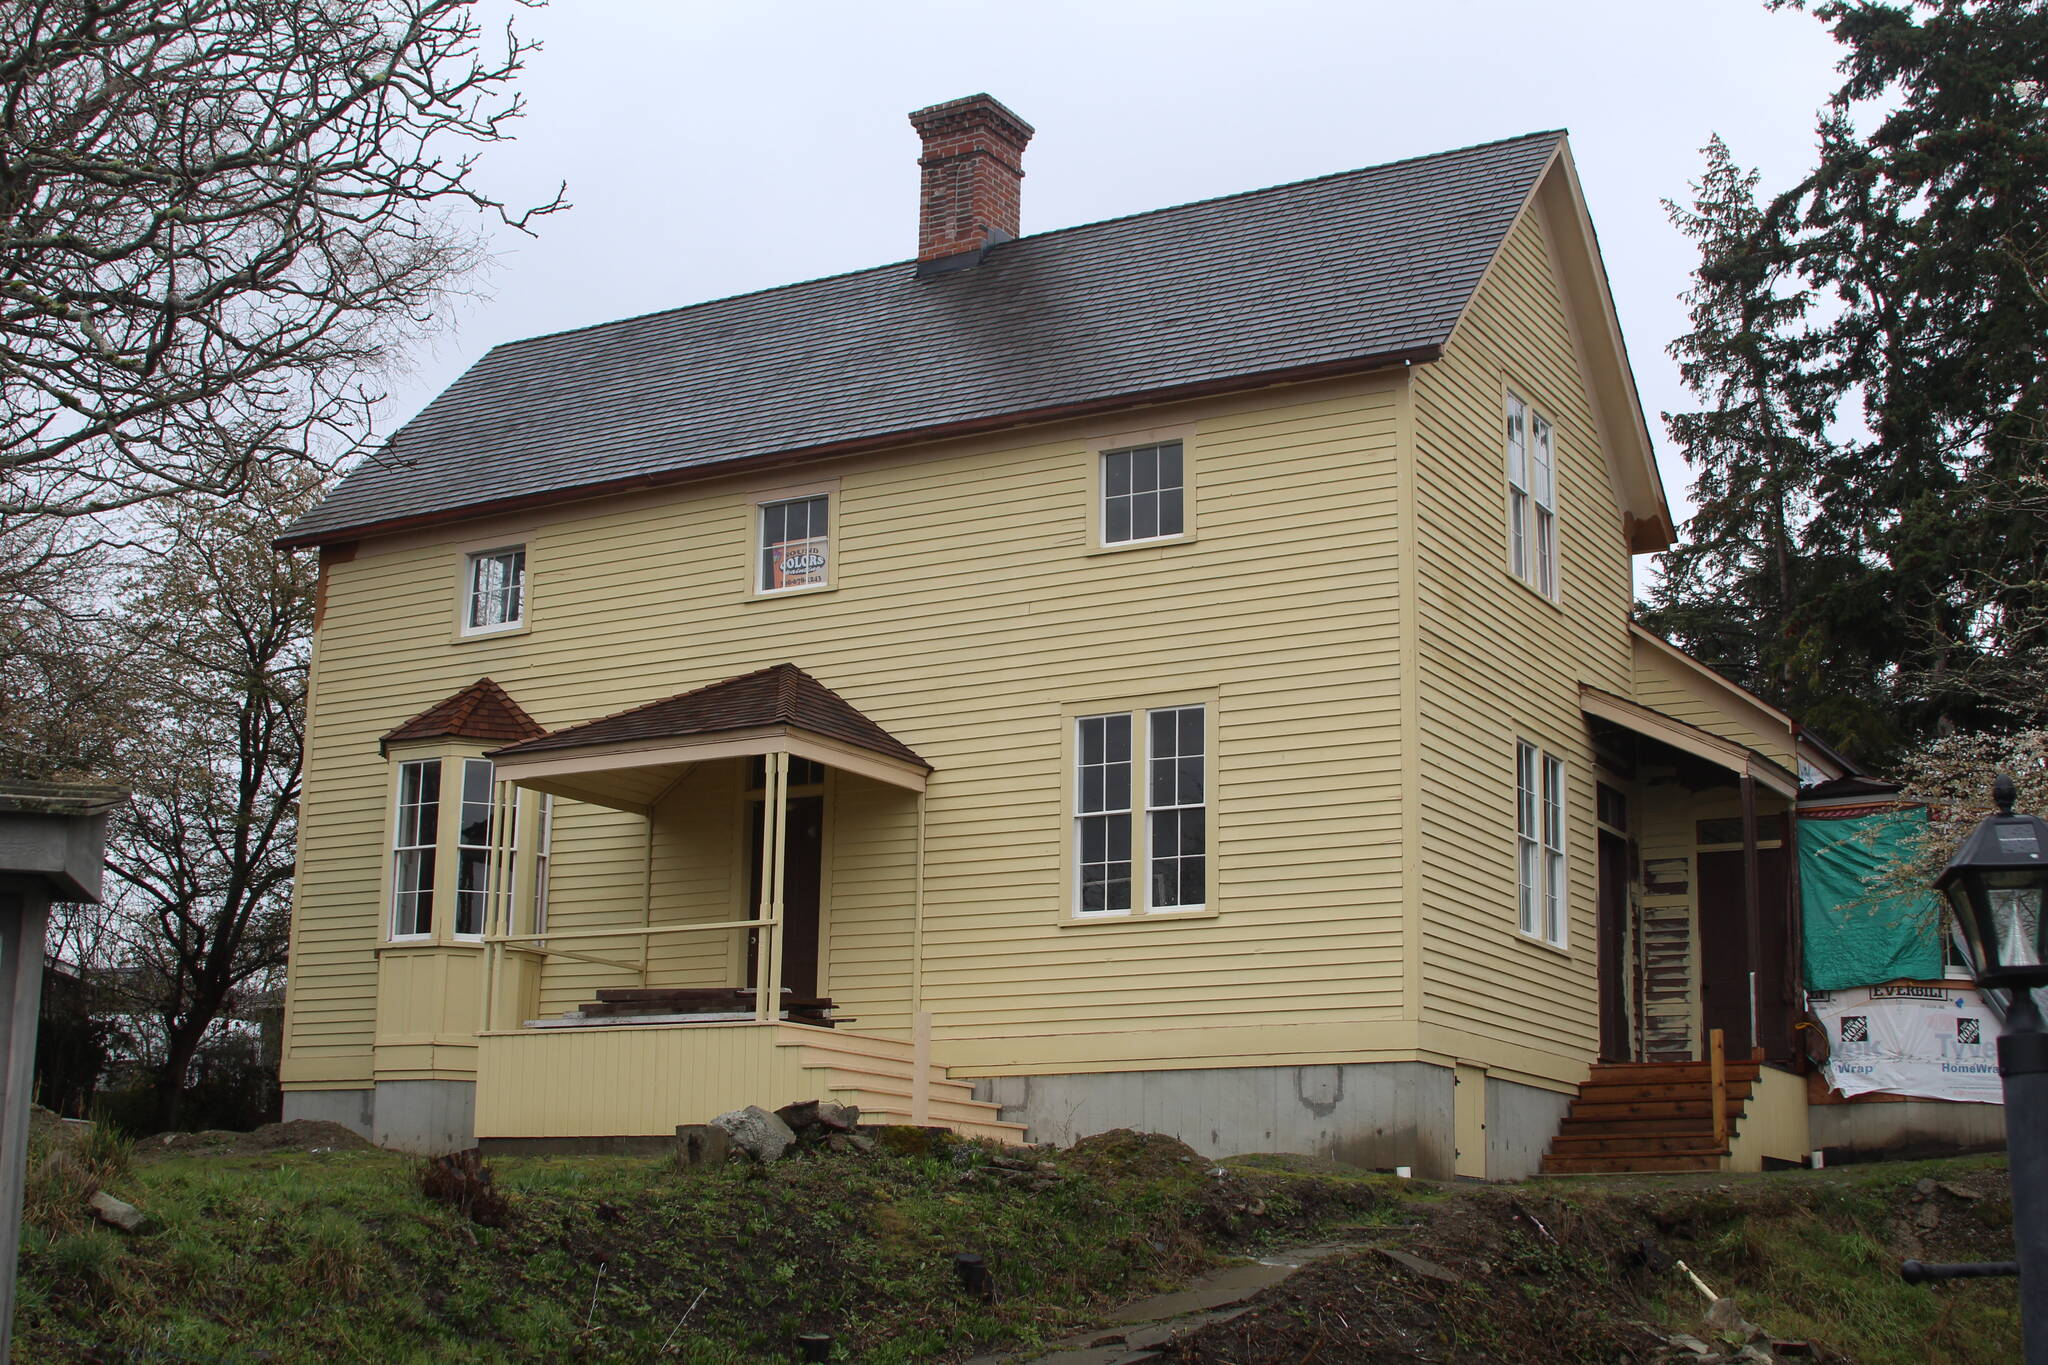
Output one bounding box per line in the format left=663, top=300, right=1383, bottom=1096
left=1580, top=1062, right=1759, bottom=1086
left=1541, top=1151, right=1723, bottom=1175
left=784, top=1032, right=917, bottom=1063
left=1548, top=1132, right=1726, bottom=1157
left=1569, top=1080, right=1752, bottom=1106
left=1563, top=1098, right=1747, bottom=1123
left=860, top=1106, right=1029, bottom=1141
left=830, top=1089, right=1010, bottom=1126
left=1557, top=1117, right=1720, bottom=1139
left=807, top=1058, right=981, bottom=1103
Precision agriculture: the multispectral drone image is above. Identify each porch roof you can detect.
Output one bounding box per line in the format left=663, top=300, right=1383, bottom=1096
left=1579, top=685, right=1799, bottom=798
left=486, top=665, right=931, bottom=809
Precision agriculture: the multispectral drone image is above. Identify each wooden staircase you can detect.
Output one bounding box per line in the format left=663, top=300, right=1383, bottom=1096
left=1540, top=1055, right=1758, bottom=1175
left=787, top=1024, right=1027, bottom=1144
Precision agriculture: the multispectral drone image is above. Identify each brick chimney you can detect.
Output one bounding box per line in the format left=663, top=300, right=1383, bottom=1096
left=909, top=94, right=1034, bottom=273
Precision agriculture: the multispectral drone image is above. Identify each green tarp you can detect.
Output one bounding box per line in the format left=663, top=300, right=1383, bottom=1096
left=1798, top=808, right=1944, bottom=990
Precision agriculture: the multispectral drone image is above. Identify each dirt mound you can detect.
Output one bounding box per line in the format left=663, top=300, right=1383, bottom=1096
left=1065, top=1128, right=1209, bottom=1177
left=149, top=1119, right=373, bottom=1155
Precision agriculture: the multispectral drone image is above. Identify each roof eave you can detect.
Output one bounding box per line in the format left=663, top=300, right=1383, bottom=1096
left=274, top=344, right=1442, bottom=550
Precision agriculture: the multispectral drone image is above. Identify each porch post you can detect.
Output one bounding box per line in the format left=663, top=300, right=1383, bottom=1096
left=754, top=752, right=788, bottom=1022
left=1740, top=773, right=1762, bottom=1056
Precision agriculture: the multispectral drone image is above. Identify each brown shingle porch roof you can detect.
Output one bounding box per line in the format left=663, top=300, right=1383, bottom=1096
left=487, top=665, right=930, bottom=770
left=380, top=678, right=546, bottom=755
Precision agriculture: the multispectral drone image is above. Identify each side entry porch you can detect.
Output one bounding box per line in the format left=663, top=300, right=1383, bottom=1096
left=1548, top=688, right=1813, bottom=1173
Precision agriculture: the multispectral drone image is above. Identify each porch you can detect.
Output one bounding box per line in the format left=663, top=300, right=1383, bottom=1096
left=465, top=664, right=1021, bottom=1145
left=1567, top=686, right=1814, bottom=1171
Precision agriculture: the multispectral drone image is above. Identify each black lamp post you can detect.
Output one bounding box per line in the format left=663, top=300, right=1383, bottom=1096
left=1931, top=774, right=2048, bottom=1363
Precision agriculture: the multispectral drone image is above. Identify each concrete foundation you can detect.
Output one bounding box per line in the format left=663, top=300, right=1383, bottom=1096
left=977, top=1062, right=1464, bottom=1178
left=1486, top=1075, right=1576, bottom=1180
left=1810, top=1099, right=2007, bottom=1162
left=282, top=1088, right=374, bottom=1140
left=286, top=1081, right=476, bottom=1154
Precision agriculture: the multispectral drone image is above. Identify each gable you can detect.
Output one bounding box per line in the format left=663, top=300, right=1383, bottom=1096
left=1446, top=145, right=1673, bottom=554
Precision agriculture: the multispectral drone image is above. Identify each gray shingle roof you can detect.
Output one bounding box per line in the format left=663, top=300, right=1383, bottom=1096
left=283, top=130, right=1563, bottom=546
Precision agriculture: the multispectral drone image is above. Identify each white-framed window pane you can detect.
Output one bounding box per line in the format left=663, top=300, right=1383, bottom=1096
left=1542, top=754, right=1566, bottom=945
left=760, top=494, right=829, bottom=591
left=1146, top=705, right=1205, bottom=909
left=1529, top=414, right=1554, bottom=508
left=1518, top=839, right=1539, bottom=936
left=392, top=759, right=441, bottom=937
left=1102, top=442, right=1186, bottom=545
left=467, top=548, right=525, bottom=630
left=1535, top=506, right=1557, bottom=598
left=1076, top=713, right=1134, bottom=913
left=1505, top=396, right=1528, bottom=491
left=1515, top=741, right=1540, bottom=936
left=454, top=758, right=494, bottom=937
left=1510, top=489, right=1529, bottom=581
left=533, top=794, right=554, bottom=936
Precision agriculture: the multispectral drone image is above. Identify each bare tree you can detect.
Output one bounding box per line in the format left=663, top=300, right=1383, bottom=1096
left=99, top=472, right=319, bottom=1126
left=0, top=0, right=564, bottom=520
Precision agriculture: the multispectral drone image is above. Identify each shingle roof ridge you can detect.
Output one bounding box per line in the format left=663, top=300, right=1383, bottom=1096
left=468, top=128, right=1566, bottom=359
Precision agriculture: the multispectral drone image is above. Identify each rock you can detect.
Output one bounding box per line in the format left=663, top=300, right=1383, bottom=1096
left=709, top=1105, right=796, bottom=1163
left=846, top=1132, right=876, bottom=1154
left=1914, top=1177, right=1938, bottom=1197
left=1667, top=1333, right=1714, bottom=1355
left=774, top=1100, right=823, bottom=1132
left=674, top=1124, right=732, bottom=1167
left=1374, top=1246, right=1461, bottom=1284
left=1915, top=1202, right=1941, bottom=1229
left=1938, top=1181, right=1983, bottom=1202
left=814, top=1100, right=859, bottom=1131
left=88, top=1191, right=150, bottom=1234
left=1704, top=1297, right=1757, bottom=1338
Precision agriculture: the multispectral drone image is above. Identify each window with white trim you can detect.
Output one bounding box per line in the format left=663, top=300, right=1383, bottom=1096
left=464, top=547, right=526, bottom=633
left=454, top=758, right=496, bottom=938
left=1505, top=394, right=1557, bottom=598
left=532, top=794, right=555, bottom=938
left=1101, top=442, right=1185, bottom=545
left=1516, top=740, right=1567, bottom=946
left=391, top=759, right=441, bottom=938
left=1075, top=705, right=1207, bottom=915
left=758, top=494, right=830, bottom=592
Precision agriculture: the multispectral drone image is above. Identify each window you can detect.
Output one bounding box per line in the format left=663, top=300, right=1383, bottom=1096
left=759, top=494, right=830, bottom=592
left=532, top=795, right=555, bottom=938
left=391, top=759, right=441, bottom=938
left=1101, top=442, right=1185, bottom=545
left=454, top=758, right=496, bottom=938
left=1516, top=741, right=1567, bottom=946
left=464, top=547, right=526, bottom=634
left=1075, top=705, right=1207, bottom=915
left=1505, top=394, right=1557, bottom=598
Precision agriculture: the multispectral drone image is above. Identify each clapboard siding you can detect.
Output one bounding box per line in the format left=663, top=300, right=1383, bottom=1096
left=283, top=373, right=1412, bottom=1089
left=1408, top=203, right=1635, bottom=1068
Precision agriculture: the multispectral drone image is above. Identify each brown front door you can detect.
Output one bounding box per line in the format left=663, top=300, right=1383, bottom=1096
left=746, top=794, right=825, bottom=999
left=1698, top=842, right=1791, bottom=1059
left=1597, top=830, right=1632, bottom=1062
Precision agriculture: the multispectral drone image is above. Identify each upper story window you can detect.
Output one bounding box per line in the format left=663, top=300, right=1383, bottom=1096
left=759, top=494, right=830, bottom=592
left=1517, top=740, right=1567, bottom=947
left=1075, top=703, right=1207, bottom=915
left=464, top=546, right=526, bottom=634
left=1505, top=394, right=1557, bottom=599
left=1101, top=442, right=1185, bottom=546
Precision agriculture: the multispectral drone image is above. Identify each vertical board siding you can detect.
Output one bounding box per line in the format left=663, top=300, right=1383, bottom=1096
left=286, top=377, right=1412, bottom=1090
left=1409, top=206, right=1634, bottom=1065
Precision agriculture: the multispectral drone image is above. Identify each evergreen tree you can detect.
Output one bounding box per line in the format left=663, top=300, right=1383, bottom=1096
left=1654, top=1, right=2048, bottom=765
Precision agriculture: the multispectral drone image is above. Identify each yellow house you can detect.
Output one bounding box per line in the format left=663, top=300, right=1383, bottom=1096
left=276, top=96, right=1854, bottom=1178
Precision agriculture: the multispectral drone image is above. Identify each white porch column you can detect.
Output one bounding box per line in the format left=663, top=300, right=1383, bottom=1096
left=753, top=752, right=789, bottom=1021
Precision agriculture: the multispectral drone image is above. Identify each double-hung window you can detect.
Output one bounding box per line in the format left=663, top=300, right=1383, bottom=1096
left=454, top=758, right=496, bottom=938
left=759, top=494, right=830, bottom=592
left=1075, top=705, right=1207, bottom=915
left=1516, top=741, right=1567, bottom=946
left=1101, top=442, right=1185, bottom=546
left=464, top=547, right=526, bottom=634
left=391, top=759, right=441, bottom=939
left=1505, top=394, right=1557, bottom=598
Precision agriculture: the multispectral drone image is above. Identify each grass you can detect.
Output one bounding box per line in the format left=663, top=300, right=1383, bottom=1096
left=9, top=1135, right=2023, bottom=1365
left=13, top=1130, right=1393, bottom=1363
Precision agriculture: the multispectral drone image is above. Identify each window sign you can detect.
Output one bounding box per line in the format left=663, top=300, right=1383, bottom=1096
left=760, top=495, right=830, bottom=591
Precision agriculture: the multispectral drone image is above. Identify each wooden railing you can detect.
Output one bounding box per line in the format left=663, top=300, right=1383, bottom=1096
left=1709, top=1026, right=1729, bottom=1151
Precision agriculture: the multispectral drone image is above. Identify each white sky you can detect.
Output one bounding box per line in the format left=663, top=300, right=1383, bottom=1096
left=386, top=0, right=1850, bottom=590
